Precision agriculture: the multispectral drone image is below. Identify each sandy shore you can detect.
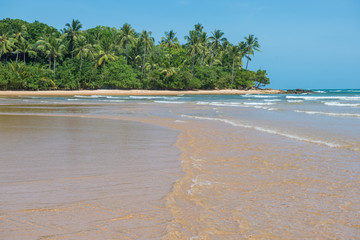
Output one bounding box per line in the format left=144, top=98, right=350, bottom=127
left=0, top=89, right=282, bottom=97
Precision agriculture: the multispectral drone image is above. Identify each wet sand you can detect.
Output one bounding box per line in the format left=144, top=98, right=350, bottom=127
left=0, top=101, right=359, bottom=239
left=0, top=114, right=182, bottom=239
left=0, top=89, right=281, bottom=97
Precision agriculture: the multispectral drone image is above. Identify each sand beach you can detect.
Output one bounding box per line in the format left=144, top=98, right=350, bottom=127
left=0, top=89, right=281, bottom=97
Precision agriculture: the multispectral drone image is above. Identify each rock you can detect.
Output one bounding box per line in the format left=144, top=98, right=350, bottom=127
left=283, top=89, right=313, bottom=94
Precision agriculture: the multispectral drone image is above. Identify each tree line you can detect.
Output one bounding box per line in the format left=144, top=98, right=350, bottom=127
left=0, top=18, right=270, bottom=90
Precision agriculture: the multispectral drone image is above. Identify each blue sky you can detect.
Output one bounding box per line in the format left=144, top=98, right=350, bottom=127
left=1, top=0, right=359, bottom=89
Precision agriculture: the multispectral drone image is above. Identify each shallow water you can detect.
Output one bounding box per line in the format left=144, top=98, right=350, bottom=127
left=0, top=114, right=181, bottom=239
left=0, top=90, right=360, bottom=239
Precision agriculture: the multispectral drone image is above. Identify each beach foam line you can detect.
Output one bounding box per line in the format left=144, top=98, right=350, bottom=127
left=181, top=114, right=343, bottom=149
left=74, top=95, right=107, bottom=98
left=106, top=96, right=127, bottom=99
left=294, top=110, right=360, bottom=118
left=264, top=99, right=281, bottom=102
left=243, top=94, right=278, bottom=98
left=243, top=102, right=275, bottom=105
left=196, top=101, right=242, bottom=107
left=322, top=101, right=360, bottom=107
left=154, top=101, right=186, bottom=104
left=286, top=96, right=360, bottom=101
left=98, top=100, right=125, bottom=103
left=195, top=101, right=280, bottom=111
left=196, top=101, right=274, bottom=106
left=287, top=100, right=304, bottom=103
left=129, top=96, right=181, bottom=100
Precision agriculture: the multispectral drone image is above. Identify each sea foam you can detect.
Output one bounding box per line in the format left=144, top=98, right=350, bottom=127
left=181, top=115, right=343, bottom=149
left=323, top=101, right=360, bottom=107
left=294, top=110, right=360, bottom=118
left=286, top=96, right=360, bottom=101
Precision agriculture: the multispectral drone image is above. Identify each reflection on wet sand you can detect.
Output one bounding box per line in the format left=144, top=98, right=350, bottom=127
left=0, top=115, right=181, bottom=240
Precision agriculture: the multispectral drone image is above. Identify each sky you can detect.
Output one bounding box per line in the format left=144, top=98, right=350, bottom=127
left=1, top=0, right=360, bottom=89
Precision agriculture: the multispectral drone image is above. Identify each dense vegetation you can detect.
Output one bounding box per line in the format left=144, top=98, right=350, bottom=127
left=0, top=18, right=270, bottom=90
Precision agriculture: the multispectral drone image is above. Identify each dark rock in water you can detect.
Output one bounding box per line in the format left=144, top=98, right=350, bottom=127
left=283, top=89, right=313, bottom=94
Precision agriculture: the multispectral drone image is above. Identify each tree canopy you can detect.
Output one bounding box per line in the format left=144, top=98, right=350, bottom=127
left=0, top=18, right=270, bottom=90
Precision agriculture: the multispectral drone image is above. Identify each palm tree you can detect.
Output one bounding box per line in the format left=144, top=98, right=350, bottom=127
left=184, top=30, right=201, bottom=72
left=36, top=35, right=66, bottom=73
left=74, top=35, right=94, bottom=71
left=49, top=36, right=66, bottom=73
left=0, top=32, right=16, bottom=62
left=227, top=45, right=241, bottom=86
left=199, top=32, right=209, bottom=66
left=17, top=40, right=36, bottom=63
left=194, top=23, right=204, bottom=34
left=94, top=36, right=117, bottom=77
left=238, top=41, right=247, bottom=69
left=119, top=23, right=136, bottom=64
left=139, top=30, right=154, bottom=79
left=36, top=35, right=52, bottom=70
left=14, top=25, right=28, bottom=62
left=209, top=29, right=227, bottom=67
left=244, top=34, right=261, bottom=70
left=144, top=52, right=158, bottom=76
left=65, top=19, right=83, bottom=58
left=160, top=30, right=179, bottom=65
left=161, top=66, right=178, bottom=78
left=7, top=61, right=31, bottom=89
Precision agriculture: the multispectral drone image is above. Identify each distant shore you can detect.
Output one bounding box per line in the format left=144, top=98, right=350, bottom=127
left=0, top=89, right=282, bottom=97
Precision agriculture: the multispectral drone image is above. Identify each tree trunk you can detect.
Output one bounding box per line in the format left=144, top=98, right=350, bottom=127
left=80, top=52, right=83, bottom=72
left=168, top=45, right=171, bottom=65
left=191, top=54, right=195, bottom=73
left=200, top=49, right=206, bottom=66
left=246, top=55, right=249, bottom=70
left=102, top=61, right=105, bottom=78
left=49, top=56, right=51, bottom=70
left=71, top=43, right=74, bottom=59
left=231, top=58, right=235, bottom=86
left=23, top=52, right=26, bottom=63
left=210, top=52, right=215, bottom=67
left=53, top=57, right=56, bottom=73
left=16, top=52, right=19, bottom=63
left=141, top=46, right=146, bottom=80
left=126, top=45, right=129, bottom=64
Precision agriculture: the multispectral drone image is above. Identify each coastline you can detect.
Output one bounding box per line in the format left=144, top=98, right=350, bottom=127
left=0, top=89, right=281, bottom=97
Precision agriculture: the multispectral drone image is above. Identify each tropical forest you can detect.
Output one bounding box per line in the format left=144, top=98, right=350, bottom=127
left=0, top=18, right=270, bottom=90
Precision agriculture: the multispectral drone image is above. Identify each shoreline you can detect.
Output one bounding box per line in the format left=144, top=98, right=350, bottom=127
left=0, top=89, right=282, bottom=97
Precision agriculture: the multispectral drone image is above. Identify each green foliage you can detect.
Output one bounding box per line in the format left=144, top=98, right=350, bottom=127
left=0, top=63, right=10, bottom=89
left=103, top=58, right=140, bottom=89
left=55, top=59, right=82, bottom=89
left=0, top=18, right=271, bottom=91
left=168, top=69, right=201, bottom=90
left=0, top=61, right=55, bottom=90
left=193, top=66, right=217, bottom=89
left=254, top=70, right=270, bottom=88
left=234, top=70, right=256, bottom=89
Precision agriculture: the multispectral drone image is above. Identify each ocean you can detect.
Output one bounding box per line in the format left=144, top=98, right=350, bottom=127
left=0, top=89, right=359, bottom=239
